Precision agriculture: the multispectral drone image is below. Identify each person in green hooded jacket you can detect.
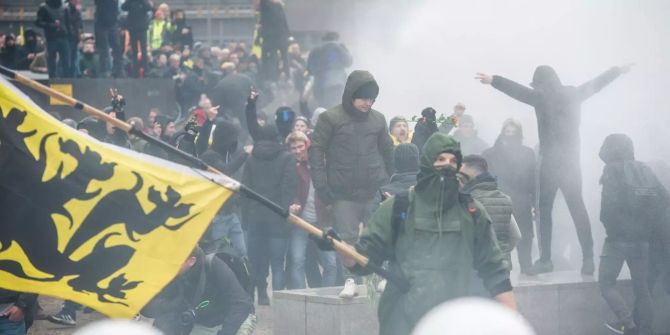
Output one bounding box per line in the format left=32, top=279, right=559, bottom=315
left=341, top=132, right=516, bottom=335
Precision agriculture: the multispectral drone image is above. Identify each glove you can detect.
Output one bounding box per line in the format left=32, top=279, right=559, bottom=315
left=315, top=186, right=336, bottom=206
left=310, top=228, right=342, bottom=251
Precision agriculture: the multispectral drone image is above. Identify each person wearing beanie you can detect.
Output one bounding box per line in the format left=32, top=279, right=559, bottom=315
left=292, top=116, right=312, bottom=135
left=309, top=70, right=393, bottom=298
left=483, top=119, right=536, bottom=274
left=389, top=116, right=413, bottom=146
left=335, top=132, right=515, bottom=334
left=477, top=64, right=633, bottom=276
left=380, top=143, right=420, bottom=197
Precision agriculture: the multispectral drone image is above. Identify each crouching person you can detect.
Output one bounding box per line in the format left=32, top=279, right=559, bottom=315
left=142, top=246, right=256, bottom=335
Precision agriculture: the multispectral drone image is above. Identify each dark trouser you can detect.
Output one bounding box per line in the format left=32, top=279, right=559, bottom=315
left=537, top=157, right=593, bottom=262
left=511, top=194, right=535, bottom=272
left=45, top=37, right=71, bottom=78
left=0, top=316, right=25, bottom=335
left=598, top=241, right=652, bottom=335
left=70, top=38, right=79, bottom=77
left=128, top=29, right=148, bottom=78
left=261, top=40, right=289, bottom=82
left=649, top=233, right=670, bottom=294
left=247, top=231, right=288, bottom=292
left=95, top=25, right=123, bottom=78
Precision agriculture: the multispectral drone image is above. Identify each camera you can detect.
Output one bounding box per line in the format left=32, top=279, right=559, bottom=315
left=178, top=309, right=196, bottom=335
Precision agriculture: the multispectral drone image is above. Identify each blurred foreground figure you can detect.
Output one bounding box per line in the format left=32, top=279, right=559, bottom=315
left=73, top=320, right=164, bottom=335
left=331, top=133, right=515, bottom=335
left=477, top=64, right=632, bottom=275
left=412, top=298, right=535, bottom=335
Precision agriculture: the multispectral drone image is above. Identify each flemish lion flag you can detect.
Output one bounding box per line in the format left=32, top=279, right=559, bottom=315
left=0, top=78, right=232, bottom=317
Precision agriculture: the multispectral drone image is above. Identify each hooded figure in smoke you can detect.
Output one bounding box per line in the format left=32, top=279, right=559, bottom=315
left=483, top=119, right=536, bottom=274
left=477, top=64, right=631, bottom=275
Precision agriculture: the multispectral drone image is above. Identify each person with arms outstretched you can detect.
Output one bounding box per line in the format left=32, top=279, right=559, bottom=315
left=476, top=63, right=632, bottom=275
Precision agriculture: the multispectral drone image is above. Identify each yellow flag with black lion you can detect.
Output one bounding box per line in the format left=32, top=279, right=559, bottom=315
left=0, top=77, right=232, bottom=318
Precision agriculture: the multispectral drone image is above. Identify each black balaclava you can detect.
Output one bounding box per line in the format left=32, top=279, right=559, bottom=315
left=211, top=120, right=239, bottom=157
left=46, top=0, right=63, bottom=8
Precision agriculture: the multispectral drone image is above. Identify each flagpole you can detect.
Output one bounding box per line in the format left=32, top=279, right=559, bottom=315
left=0, top=66, right=410, bottom=292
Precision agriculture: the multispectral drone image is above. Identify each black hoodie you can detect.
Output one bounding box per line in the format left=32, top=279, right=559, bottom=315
left=36, top=0, right=70, bottom=39
left=599, top=134, right=668, bottom=242
left=491, top=65, right=623, bottom=159
left=241, top=126, right=297, bottom=237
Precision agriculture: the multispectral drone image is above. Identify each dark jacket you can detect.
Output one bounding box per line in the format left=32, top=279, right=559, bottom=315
left=491, top=66, right=622, bottom=159
left=309, top=70, right=394, bottom=203
left=0, top=289, right=37, bottom=312
left=241, top=136, right=297, bottom=237
left=380, top=172, right=418, bottom=197
left=306, top=41, right=352, bottom=89
left=259, top=0, right=290, bottom=48
left=36, top=0, right=70, bottom=39
left=482, top=135, right=536, bottom=204
left=351, top=133, right=511, bottom=333
left=121, top=0, right=153, bottom=31
left=66, top=1, right=83, bottom=41
left=462, top=172, right=514, bottom=256
left=211, top=73, right=253, bottom=124
left=94, top=0, right=119, bottom=28
left=143, top=251, right=253, bottom=335
left=412, top=118, right=439, bottom=154
left=599, top=134, right=668, bottom=242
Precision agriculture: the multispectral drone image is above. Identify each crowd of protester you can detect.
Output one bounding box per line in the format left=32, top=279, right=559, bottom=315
left=1, top=1, right=669, bottom=335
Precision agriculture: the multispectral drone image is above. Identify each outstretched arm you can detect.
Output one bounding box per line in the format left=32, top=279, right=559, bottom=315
left=477, top=72, right=541, bottom=106
left=576, top=64, right=631, bottom=101
left=244, top=89, right=261, bottom=142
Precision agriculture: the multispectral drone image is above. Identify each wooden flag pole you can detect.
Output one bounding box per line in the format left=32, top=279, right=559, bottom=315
left=0, top=66, right=410, bottom=292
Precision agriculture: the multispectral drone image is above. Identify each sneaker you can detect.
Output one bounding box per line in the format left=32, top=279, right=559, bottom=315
left=376, top=279, right=387, bottom=293
left=339, top=278, right=358, bottom=299
left=581, top=257, right=595, bottom=276
left=47, top=310, right=76, bottom=326
left=526, top=259, right=553, bottom=275
left=604, top=321, right=625, bottom=335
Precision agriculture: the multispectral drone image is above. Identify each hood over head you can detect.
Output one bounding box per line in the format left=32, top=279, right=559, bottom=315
left=416, top=133, right=462, bottom=208
left=495, top=118, right=523, bottom=147
left=47, top=0, right=63, bottom=8
left=211, top=120, right=239, bottom=156
left=531, top=65, right=562, bottom=90
left=341, top=70, right=379, bottom=116
left=599, top=133, right=635, bottom=164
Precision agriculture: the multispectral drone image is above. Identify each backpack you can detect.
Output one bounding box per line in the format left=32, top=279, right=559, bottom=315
left=620, top=162, right=666, bottom=220
left=205, top=252, right=254, bottom=298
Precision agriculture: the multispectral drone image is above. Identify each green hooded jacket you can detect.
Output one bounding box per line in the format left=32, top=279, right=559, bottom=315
left=308, top=70, right=394, bottom=202
left=352, top=133, right=511, bottom=335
